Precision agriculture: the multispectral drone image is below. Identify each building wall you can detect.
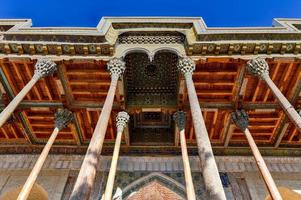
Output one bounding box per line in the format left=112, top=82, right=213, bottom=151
left=0, top=155, right=300, bottom=200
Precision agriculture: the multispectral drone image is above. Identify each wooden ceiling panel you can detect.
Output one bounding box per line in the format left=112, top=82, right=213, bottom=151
left=63, top=61, right=116, bottom=103
left=75, top=109, right=119, bottom=143
left=243, top=62, right=301, bottom=103
left=0, top=57, right=300, bottom=151
left=193, top=62, right=239, bottom=102
left=0, top=117, right=28, bottom=144
left=185, top=109, right=230, bottom=145
left=229, top=109, right=283, bottom=145
left=281, top=123, right=301, bottom=145
left=0, top=60, right=62, bottom=101
left=22, top=108, right=78, bottom=144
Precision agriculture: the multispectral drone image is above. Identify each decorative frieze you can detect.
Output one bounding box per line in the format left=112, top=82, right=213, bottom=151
left=118, top=33, right=185, bottom=44
left=0, top=155, right=301, bottom=173
left=0, top=43, right=113, bottom=56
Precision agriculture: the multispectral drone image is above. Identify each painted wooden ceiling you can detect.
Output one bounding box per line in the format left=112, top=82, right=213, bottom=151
left=0, top=56, right=300, bottom=155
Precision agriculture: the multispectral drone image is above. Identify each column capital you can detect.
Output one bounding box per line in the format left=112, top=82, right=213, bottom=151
left=231, top=110, right=249, bottom=131
left=247, top=57, right=269, bottom=78
left=116, top=111, right=130, bottom=133
left=54, top=109, right=73, bottom=131
left=33, top=58, right=57, bottom=80
left=107, top=58, right=126, bottom=79
left=177, top=57, right=196, bottom=75
left=173, top=111, right=186, bottom=131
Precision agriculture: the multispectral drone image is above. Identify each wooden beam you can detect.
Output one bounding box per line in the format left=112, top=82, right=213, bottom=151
left=17, top=113, right=35, bottom=144
left=24, top=62, right=43, bottom=100
left=274, top=122, right=289, bottom=148
left=263, top=63, right=280, bottom=102
left=232, top=64, right=246, bottom=108
left=252, top=79, right=263, bottom=102
left=279, top=62, right=294, bottom=91
left=243, top=103, right=279, bottom=109
left=209, top=111, right=218, bottom=139
left=224, top=124, right=235, bottom=147
left=288, top=64, right=301, bottom=102
left=11, top=62, right=34, bottom=100
left=56, top=62, right=74, bottom=106
left=0, top=64, right=15, bottom=99
left=72, top=112, right=84, bottom=145
left=289, top=128, right=298, bottom=142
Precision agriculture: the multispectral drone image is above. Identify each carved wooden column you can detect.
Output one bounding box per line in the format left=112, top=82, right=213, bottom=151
left=173, top=111, right=196, bottom=200
left=0, top=58, right=56, bottom=127
left=70, top=58, right=126, bottom=200
left=178, top=57, right=226, bottom=200
left=231, top=110, right=282, bottom=200
left=247, top=58, right=301, bottom=132
left=18, top=109, right=73, bottom=200
left=103, top=111, right=129, bottom=200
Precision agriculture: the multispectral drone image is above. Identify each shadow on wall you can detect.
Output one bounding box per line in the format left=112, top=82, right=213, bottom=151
left=0, top=183, right=48, bottom=200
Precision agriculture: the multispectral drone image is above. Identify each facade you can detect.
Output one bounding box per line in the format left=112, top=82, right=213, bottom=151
left=0, top=17, right=300, bottom=199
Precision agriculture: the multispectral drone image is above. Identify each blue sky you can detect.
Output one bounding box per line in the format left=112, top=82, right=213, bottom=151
left=0, top=0, right=300, bottom=27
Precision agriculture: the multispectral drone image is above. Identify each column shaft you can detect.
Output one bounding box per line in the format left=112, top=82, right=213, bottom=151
left=103, top=130, right=122, bottom=200
left=17, top=127, right=59, bottom=200
left=0, top=77, right=38, bottom=127
left=180, top=129, right=196, bottom=200
left=263, top=74, right=301, bottom=131
left=244, top=128, right=282, bottom=200
left=70, top=76, right=118, bottom=200
left=185, top=74, right=226, bottom=200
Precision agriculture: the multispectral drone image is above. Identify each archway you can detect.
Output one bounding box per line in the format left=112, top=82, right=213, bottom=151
left=121, top=172, right=187, bottom=200
left=127, top=180, right=183, bottom=200
left=0, top=183, right=48, bottom=200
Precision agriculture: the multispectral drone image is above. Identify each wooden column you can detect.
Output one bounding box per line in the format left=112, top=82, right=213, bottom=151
left=0, top=58, right=57, bottom=127
left=177, top=57, right=226, bottom=200
left=103, top=111, right=129, bottom=200
left=173, top=111, right=196, bottom=200
left=231, top=110, right=282, bottom=200
left=247, top=58, right=301, bottom=132
left=70, top=58, right=126, bottom=200
left=17, top=109, right=73, bottom=200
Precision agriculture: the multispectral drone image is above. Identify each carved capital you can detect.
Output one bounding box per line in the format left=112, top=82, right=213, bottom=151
left=231, top=110, right=249, bottom=131
left=54, top=109, right=73, bottom=130
left=116, top=111, right=130, bottom=133
left=33, top=58, right=57, bottom=79
left=173, top=111, right=186, bottom=131
left=246, top=57, right=269, bottom=78
left=177, top=57, right=195, bottom=75
left=107, top=58, right=126, bottom=79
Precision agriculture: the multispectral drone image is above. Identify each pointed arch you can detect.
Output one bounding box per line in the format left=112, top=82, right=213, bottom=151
left=122, top=172, right=186, bottom=199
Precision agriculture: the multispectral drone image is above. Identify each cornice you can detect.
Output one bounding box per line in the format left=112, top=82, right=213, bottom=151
left=0, top=17, right=301, bottom=57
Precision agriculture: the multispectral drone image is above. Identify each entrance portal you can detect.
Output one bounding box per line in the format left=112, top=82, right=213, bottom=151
left=127, top=181, right=183, bottom=200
